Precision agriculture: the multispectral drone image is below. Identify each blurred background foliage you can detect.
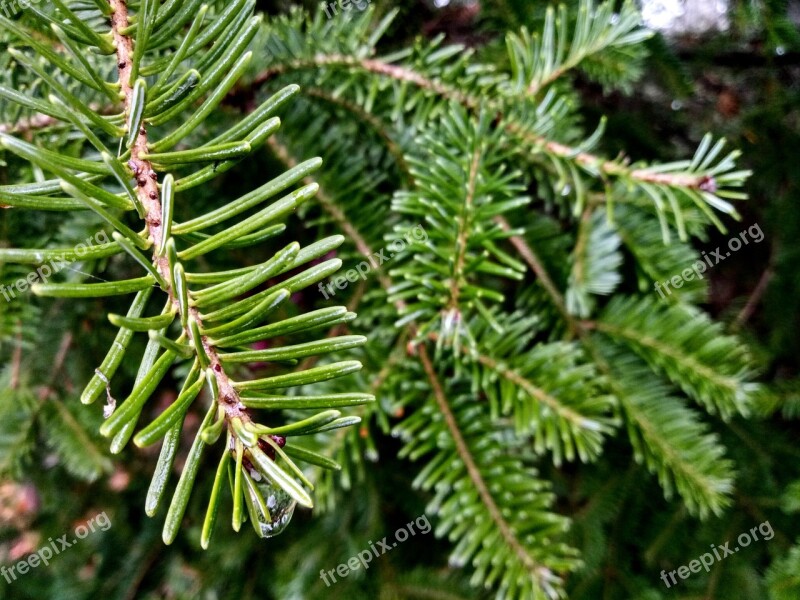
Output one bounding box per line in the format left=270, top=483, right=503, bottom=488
left=0, top=1, right=799, bottom=599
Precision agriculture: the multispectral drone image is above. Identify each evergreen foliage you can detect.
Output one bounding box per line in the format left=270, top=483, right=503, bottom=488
left=0, top=1, right=796, bottom=599
left=0, top=0, right=372, bottom=549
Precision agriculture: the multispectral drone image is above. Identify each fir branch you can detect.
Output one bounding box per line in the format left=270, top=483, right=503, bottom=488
left=109, top=0, right=250, bottom=429
left=0, top=38, right=729, bottom=195
left=0, top=3, right=772, bottom=593
left=476, top=351, right=605, bottom=439
left=565, top=208, right=622, bottom=317
left=597, top=343, right=734, bottom=517
left=246, top=55, right=718, bottom=191
left=448, top=143, right=482, bottom=313
left=270, top=125, right=581, bottom=589
left=495, top=217, right=735, bottom=512
left=518, top=1, right=650, bottom=96
left=417, top=344, right=550, bottom=585
left=587, top=296, right=755, bottom=418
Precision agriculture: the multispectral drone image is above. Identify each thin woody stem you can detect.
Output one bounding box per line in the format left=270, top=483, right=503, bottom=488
left=0, top=104, right=116, bottom=136
left=3, top=56, right=712, bottom=192
left=109, top=0, right=248, bottom=425
left=246, top=55, right=714, bottom=190
left=448, top=144, right=481, bottom=312
left=417, top=343, right=548, bottom=579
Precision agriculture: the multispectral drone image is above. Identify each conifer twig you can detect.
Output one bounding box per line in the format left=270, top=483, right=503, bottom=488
left=0, top=114, right=61, bottom=136
left=733, top=249, right=776, bottom=329
left=109, top=0, right=249, bottom=427
left=271, top=138, right=567, bottom=578
left=246, top=55, right=716, bottom=190
left=417, top=342, right=548, bottom=580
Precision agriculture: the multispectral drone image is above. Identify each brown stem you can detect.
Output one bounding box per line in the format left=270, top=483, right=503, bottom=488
left=37, top=332, right=73, bottom=401
left=248, top=55, right=473, bottom=108
left=527, top=66, right=569, bottom=97
left=0, top=114, right=62, bottom=137
left=0, top=103, right=118, bottom=137
left=109, top=0, right=247, bottom=425
left=247, top=55, right=713, bottom=190
left=733, top=254, right=775, bottom=330
left=494, top=215, right=578, bottom=336
left=417, top=343, right=548, bottom=579
left=447, top=144, right=481, bottom=313
left=10, top=321, right=23, bottom=390
left=2, top=55, right=712, bottom=191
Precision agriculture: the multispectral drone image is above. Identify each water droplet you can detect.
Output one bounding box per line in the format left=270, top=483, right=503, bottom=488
left=448, top=556, right=466, bottom=568
left=776, top=46, right=786, bottom=56
left=433, top=0, right=450, bottom=7
left=671, top=100, right=683, bottom=110
left=248, top=478, right=297, bottom=538
left=441, top=307, right=461, bottom=340
left=560, top=183, right=572, bottom=196
left=610, top=13, right=620, bottom=25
